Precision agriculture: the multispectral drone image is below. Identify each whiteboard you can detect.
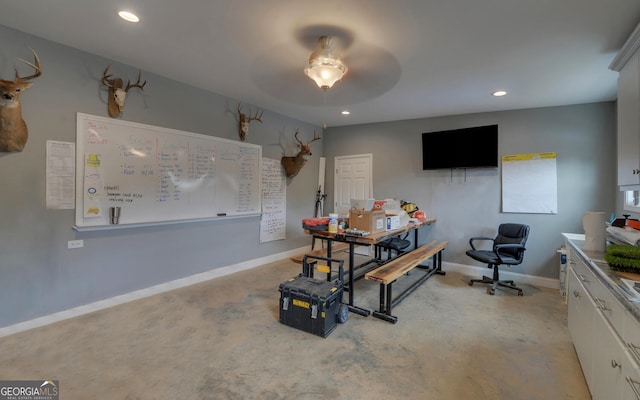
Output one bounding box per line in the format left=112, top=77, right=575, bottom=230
left=75, top=113, right=261, bottom=229
left=501, top=152, right=557, bottom=214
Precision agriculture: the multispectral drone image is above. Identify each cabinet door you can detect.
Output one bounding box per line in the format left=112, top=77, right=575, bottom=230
left=623, top=368, right=640, bottom=400
left=618, top=50, right=640, bottom=186
left=591, top=269, right=626, bottom=333
left=568, top=266, right=596, bottom=387
left=624, top=312, right=640, bottom=400
left=591, top=308, right=627, bottom=400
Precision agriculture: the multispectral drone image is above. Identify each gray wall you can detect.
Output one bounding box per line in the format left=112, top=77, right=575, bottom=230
left=324, top=103, right=617, bottom=279
left=0, top=26, right=321, bottom=327
left=0, top=23, right=619, bottom=327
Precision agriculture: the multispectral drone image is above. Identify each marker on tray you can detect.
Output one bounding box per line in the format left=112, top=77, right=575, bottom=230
left=217, top=212, right=227, bottom=217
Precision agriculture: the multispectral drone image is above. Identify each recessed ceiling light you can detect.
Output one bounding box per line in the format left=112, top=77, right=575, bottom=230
left=492, top=90, right=507, bottom=97
left=341, top=110, right=350, bottom=115
left=118, top=10, right=139, bottom=22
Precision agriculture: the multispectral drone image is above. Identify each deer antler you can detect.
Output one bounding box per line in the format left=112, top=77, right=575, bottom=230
left=15, top=48, right=41, bottom=83
left=294, top=130, right=321, bottom=151
left=101, top=65, right=116, bottom=88
left=309, top=130, right=321, bottom=144
left=125, top=70, right=146, bottom=92
left=293, top=129, right=303, bottom=145
left=295, top=130, right=320, bottom=145
left=237, top=104, right=263, bottom=122
left=248, top=108, right=263, bottom=123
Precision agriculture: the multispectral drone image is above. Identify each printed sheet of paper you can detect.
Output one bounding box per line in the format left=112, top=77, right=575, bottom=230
left=260, top=158, right=286, bottom=242
left=46, top=140, right=76, bottom=209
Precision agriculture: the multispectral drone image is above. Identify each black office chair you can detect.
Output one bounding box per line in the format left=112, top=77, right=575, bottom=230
left=466, top=223, right=530, bottom=296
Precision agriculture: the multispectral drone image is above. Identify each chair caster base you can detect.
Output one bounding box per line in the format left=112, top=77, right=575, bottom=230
left=469, top=277, right=524, bottom=296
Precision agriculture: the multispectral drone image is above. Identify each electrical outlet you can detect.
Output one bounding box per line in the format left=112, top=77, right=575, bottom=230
left=68, top=240, right=84, bottom=249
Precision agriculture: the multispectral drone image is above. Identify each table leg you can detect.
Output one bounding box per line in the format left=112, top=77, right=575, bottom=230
left=435, top=250, right=446, bottom=275
left=348, top=242, right=354, bottom=305
left=385, top=283, right=393, bottom=315
left=372, top=282, right=398, bottom=323
left=345, top=241, right=371, bottom=317
left=378, top=283, right=385, bottom=313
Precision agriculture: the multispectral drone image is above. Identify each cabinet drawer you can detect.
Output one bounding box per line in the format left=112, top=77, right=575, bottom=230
left=625, top=312, right=640, bottom=367
left=590, top=275, right=625, bottom=333
left=569, top=256, right=599, bottom=292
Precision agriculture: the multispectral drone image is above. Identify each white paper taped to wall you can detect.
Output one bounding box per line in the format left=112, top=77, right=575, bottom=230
left=502, top=152, right=557, bottom=214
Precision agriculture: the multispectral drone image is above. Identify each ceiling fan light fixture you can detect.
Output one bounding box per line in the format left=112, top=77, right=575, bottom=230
left=304, top=36, right=347, bottom=90
left=118, top=10, right=140, bottom=22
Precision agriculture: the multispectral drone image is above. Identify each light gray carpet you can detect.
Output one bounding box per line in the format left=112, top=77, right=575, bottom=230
left=0, top=258, right=589, bottom=399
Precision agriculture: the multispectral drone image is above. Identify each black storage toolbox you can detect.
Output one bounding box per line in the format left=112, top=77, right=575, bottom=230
left=278, top=255, right=347, bottom=338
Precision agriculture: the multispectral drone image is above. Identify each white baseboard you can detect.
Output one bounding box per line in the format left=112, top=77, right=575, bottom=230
left=0, top=249, right=559, bottom=338
left=443, top=261, right=560, bottom=290
left=0, top=246, right=310, bottom=338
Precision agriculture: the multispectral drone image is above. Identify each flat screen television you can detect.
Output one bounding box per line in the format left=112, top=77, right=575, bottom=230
left=422, top=124, right=498, bottom=170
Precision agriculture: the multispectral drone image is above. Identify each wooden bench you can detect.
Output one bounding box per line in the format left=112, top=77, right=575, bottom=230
left=290, top=242, right=350, bottom=264
left=365, top=240, right=448, bottom=323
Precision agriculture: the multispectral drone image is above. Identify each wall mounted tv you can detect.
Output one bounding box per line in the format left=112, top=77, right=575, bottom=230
left=422, top=124, right=498, bottom=170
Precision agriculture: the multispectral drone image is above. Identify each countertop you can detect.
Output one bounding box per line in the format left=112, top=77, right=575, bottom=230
left=563, top=233, right=640, bottom=321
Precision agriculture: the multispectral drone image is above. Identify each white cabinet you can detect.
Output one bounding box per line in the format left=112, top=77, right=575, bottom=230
left=613, top=22, right=640, bottom=187
left=566, top=241, right=640, bottom=399
left=568, top=266, right=595, bottom=385
left=617, top=49, right=640, bottom=187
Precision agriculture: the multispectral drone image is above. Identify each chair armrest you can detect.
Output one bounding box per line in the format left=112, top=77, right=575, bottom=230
left=494, top=243, right=526, bottom=263
left=469, top=236, right=494, bottom=251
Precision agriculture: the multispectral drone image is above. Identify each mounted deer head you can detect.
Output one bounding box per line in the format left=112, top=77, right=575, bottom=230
left=101, top=65, right=146, bottom=118
left=237, top=103, right=263, bottom=141
left=0, top=49, right=42, bottom=153
left=281, top=130, right=321, bottom=178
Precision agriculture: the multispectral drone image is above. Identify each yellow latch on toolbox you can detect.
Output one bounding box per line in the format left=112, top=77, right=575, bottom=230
left=317, top=264, right=331, bottom=273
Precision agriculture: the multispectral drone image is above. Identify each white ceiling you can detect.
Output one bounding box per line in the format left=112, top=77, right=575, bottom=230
left=0, top=0, right=639, bottom=127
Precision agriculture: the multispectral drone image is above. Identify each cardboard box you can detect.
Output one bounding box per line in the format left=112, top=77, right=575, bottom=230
left=349, top=209, right=386, bottom=233
left=381, top=198, right=401, bottom=212
left=385, top=215, right=400, bottom=231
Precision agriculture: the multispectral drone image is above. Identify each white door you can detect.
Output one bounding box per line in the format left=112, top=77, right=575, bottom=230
left=334, top=154, right=373, bottom=215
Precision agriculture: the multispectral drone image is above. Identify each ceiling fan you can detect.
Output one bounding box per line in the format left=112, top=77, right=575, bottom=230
left=250, top=26, right=401, bottom=108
